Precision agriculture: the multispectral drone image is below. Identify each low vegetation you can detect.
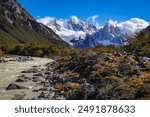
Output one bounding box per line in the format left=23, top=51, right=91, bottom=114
left=0, top=49, right=4, bottom=57
left=52, top=49, right=150, bottom=99
left=122, top=30, right=150, bottom=56
left=6, top=43, right=74, bottom=57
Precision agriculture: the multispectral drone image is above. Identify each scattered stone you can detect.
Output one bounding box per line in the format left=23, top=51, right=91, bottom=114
left=12, top=94, right=26, bottom=100
left=33, top=73, right=44, bottom=77
left=21, top=68, right=38, bottom=73
left=6, top=83, right=28, bottom=90
left=0, top=58, right=4, bottom=63
left=32, top=89, right=39, bottom=92
left=47, top=92, right=55, bottom=99
left=44, top=71, right=52, bottom=75
left=15, top=77, right=27, bottom=82
left=32, top=76, right=45, bottom=82
left=39, top=88, right=48, bottom=91
left=38, top=92, right=47, bottom=99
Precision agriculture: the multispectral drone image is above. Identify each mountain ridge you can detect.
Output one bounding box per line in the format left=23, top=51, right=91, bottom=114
left=37, top=16, right=99, bottom=45
left=38, top=16, right=149, bottom=48
left=0, top=0, right=70, bottom=48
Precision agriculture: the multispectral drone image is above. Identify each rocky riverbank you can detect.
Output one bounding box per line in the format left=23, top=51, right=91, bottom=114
left=0, top=52, right=150, bottom=100
left=45, top=51, right=150, bottom=100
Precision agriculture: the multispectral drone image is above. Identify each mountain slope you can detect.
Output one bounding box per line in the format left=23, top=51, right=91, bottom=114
left=0, top=0, right=70, bottom=48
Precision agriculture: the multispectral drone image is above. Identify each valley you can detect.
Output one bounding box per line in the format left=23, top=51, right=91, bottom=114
left=0, top=0, right=150, bottom=100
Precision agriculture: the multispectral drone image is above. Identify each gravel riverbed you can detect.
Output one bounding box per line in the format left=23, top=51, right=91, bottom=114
left=0, top=56, right=53, bottom=100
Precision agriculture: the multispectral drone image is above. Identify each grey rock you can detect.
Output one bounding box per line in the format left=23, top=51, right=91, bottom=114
left=38, top=92, right=47, bottom=99
left=12, top=94, right=26, bottom=100
left=15, top=77, right=27, bottom=82
left=39, top=88, right=48, bottom=91
left=32, top=89, right=39, bottom=92
left=33, top=73, right=44, bottom=77
left=47, top=92, right=55, bottom=99
left=7, top=83, right=27, bottom=90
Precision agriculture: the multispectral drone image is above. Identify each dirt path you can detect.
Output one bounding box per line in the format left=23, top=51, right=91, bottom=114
left=0, top=57, right=53, bottom=100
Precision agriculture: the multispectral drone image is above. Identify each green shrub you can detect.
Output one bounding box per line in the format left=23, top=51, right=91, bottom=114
left=8, top=43, right=73, bottom=57
left=122, top=30, right=150, bottom=56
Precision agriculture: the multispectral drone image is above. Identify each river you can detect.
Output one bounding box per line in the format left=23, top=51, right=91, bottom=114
left=0, top=57, right=52, bottom=100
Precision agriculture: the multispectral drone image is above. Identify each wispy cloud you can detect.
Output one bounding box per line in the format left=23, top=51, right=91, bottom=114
left=87, top=15, right=100, bottom=25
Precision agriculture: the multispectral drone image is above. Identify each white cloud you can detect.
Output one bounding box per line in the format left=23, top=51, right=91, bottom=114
left=105, top=18, right=149, bottom=35
left=117, top=18, right=149, bottom=35
left=87, top=15, right=100, bottom=25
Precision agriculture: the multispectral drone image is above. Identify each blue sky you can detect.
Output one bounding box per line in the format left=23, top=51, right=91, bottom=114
left=17, top=0, right=150, bottom=24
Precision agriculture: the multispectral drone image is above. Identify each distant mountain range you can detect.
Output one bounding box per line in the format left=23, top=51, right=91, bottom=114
left=0, top=0, right=70, bottom=48
left=38, top=16, right=149, bottom=48
left=0, top=0, right=149, bottom=49
left=37, top=16, right=99, bottom=46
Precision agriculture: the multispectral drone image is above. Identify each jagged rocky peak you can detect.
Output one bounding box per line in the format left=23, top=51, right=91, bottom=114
left=0, top=0, right=33, bottom=21
left=0, top=0, right=53, bottom=34
left=70, top=16, right=80, bottom=24
left=39, top=16, right=99, bottom=45
left=103, top=20, right=121, bottom=35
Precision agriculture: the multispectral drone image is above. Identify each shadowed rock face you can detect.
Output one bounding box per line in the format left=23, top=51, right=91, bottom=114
left=0, top=0, right=51, bottom=34
left=0, top=0, right=70, bottom=47
left=147, top=25, right=150, bottom=32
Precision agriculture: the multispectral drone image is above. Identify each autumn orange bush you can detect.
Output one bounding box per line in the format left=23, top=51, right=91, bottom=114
left=133, top=77, right=144, bottom=84
left=55, top=83, right=81, bottom=89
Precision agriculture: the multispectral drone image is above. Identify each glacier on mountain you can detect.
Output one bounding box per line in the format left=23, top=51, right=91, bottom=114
left=37, top=16, right=149, bottom=48
left=37, top=16, right=99, bottom=45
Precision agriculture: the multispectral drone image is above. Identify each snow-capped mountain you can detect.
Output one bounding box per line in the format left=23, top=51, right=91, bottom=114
left=37, top=16, right=100, bottom=45
left=93, top=19, right=149, bottom=45
left=37, top=17, right=149, bottom=48
left=90, top=20, right=124, bottom=46
left=71, top=18, right=149, bottom=48
left=71, top=21, right=124, bottom=48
